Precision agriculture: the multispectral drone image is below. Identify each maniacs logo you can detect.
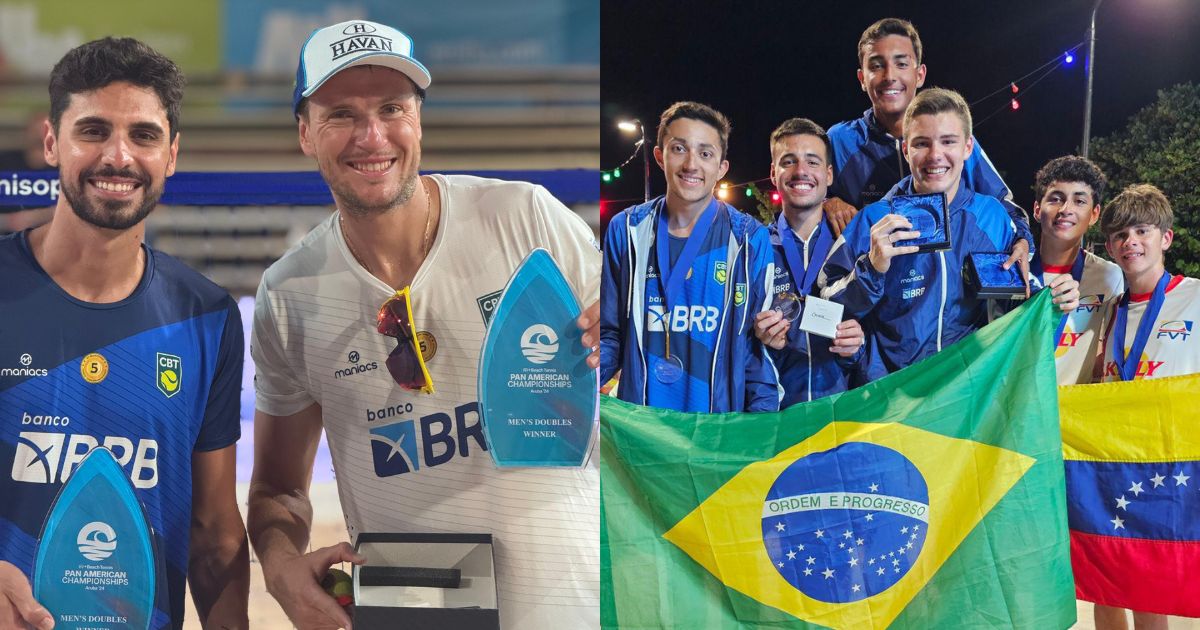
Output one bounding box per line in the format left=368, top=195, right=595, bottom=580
left=900, top=269, right=925, bottom=285
left=156, top=353, right=180, bottom=397
left=520, top=325, right=559, bottom=364
left=761, top=443, right=929, bottom=603
left=334, top=350, right=379, bottom=379
left=77, top=522, right=116, bottom=561
left=367, top=403, right=487, bottom=477
left=329, top=29, right=393, bottom=60
left=476, top=290, right=503, bottom=326
left=1157, top=320, right=1193, bottom=341
left=11, top=432, right=158, bottom=488
left=2, top=352, right=48, bottom=378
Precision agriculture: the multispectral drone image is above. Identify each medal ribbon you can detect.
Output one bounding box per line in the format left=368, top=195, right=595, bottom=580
left=655, top=199, right=718, bottom=359
left=1031, top=249, right=1086, bottom=347
left=1112, top=270, right=1170, bottom=381
left=775, top=212, right=833, bottom=297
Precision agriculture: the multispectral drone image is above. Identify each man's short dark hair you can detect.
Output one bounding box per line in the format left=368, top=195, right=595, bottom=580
left=656, top=101, right=731, bottom=160
left=1034, top=156, right=1107, bottom=206
left=858, top=18, right=923, bottom=67
left=49, top=37, right=186, bottom=140
left=769, top=118, right=833, bottom=165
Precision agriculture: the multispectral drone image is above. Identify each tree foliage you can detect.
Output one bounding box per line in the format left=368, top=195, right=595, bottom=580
left=1090, top=82, right=1200, bottom=277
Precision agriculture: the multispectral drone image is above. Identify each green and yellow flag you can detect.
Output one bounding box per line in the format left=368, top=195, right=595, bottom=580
left=600, top=290, right=1076, bottom=629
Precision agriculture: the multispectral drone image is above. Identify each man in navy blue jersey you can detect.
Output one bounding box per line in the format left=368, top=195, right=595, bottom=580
left=825, top=18, right=1033, bottom=278
left=753, top=118, right=865, bottom=407
left=601, top=101, right=779, bottom=412
left=0, top=38, right=248, bottom=629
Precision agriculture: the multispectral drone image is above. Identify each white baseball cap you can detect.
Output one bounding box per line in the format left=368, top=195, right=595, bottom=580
left=293, top=19, right=432, bottom=115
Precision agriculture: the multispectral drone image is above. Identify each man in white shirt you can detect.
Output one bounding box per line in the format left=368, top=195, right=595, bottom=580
left=246, top=20, right=600, bottom=630
left=1094, top=183, right=1199, bottom=629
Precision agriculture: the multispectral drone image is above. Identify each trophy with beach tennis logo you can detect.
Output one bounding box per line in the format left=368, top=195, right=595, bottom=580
left=478, top=249, right=598, bottom=467
left=33, top=447, right=160, bottom=629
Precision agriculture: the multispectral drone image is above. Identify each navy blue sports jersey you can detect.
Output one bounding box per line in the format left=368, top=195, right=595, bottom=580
left=0, top=230, right=242, bottom=630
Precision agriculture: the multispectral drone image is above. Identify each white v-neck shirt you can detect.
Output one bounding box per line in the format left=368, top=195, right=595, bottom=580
left=252, top=174, right=600, bottom=628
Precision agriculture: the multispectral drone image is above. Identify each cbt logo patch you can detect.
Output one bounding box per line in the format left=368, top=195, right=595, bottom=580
left=714, top=261, right=728, bottom=285
left=734, top=282, right=747, bottom=307
left=520, top=324, right=559, bottom=364
left=156, top=353, right=181, bottom=398
left=476, top=290, right=502, bottom=326
left=761, top=442, right=929, bottom=603
left=77, top=522, right=117, bottom=561
left=369, top=421, right=420, bottom=476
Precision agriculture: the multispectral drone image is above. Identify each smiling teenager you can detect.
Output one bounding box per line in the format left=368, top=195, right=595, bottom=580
left=0, top=38, right=249, bottom=630
left=752, top=118, right=865, bottom=407
left=1092, top=184, right=1200, bottom=629
left=1027, top=156, right=1124, bottom=384
left=825, top=18, right=1034, bottom=275
left=600, top=101, right=780, bottom=413
left=819, top=88, right=1077, bottom=379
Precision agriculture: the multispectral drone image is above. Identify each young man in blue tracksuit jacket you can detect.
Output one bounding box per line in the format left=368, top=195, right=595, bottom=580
left=825, top=18, right=1034, bottom=260
left=600, top=101, right=779, bottom=413
left=819, top=88, right=1022, bottom=378
left=752, top=118, right=866, bottom=407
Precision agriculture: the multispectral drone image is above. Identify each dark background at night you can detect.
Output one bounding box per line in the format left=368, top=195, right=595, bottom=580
left=600, top=0, right=1200, bottom=225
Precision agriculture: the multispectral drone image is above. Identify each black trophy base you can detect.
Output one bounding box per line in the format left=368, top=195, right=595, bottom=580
left=353, top=533, right=500, bottom=630
left=964, top=252, right=1028, bottom=299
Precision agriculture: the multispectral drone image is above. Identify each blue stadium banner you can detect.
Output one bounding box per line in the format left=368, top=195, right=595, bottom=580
left=0, top=169, right=599, bottom=209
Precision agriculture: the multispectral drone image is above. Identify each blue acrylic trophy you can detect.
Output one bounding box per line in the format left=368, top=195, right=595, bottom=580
left=33, top=448, right=159, bottom=629
left=479, top=249, right=598, bottom=467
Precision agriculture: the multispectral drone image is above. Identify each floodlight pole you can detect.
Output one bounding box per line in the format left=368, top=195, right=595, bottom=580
left=637, top=123, right=651, bottom=202
left=1081, top=0, right=1104, bottom=158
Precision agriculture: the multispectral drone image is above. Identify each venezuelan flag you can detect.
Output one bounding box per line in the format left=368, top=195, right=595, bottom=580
left=1060, top=374, right=1200, bottom=617
left=601, top=290, right=1076, bottom=628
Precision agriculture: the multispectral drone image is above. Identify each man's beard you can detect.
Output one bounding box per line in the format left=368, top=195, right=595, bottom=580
left=334, top=171, right=420, bottom=218
left=62, top=166, right=161, bottom=231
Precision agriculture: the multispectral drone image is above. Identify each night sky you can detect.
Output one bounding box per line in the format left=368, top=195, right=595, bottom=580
left=601, top=0, right=1200, bottom=219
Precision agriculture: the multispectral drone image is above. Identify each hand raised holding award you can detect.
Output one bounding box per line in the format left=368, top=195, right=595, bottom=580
left=478, top=249, right=598, bottom=467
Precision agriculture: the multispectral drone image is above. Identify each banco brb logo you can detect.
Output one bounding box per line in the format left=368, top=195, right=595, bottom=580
left=77, top=522, right=117, bottom=561
left=761, top=442, right=929, bottom=603
left=520, top=324, right=558, bottom=364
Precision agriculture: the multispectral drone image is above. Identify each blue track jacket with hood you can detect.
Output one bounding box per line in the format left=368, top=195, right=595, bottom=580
left=818, top=176, right=1020, bottom=379
left=827, top=108, right=1034, bottom=247
left=600, top=198, right=780, bottom=412
left=766, top=217, right=862, bottom=407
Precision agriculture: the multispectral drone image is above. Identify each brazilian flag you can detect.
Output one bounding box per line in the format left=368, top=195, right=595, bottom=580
left=600, top=290, right=1076, bottom=628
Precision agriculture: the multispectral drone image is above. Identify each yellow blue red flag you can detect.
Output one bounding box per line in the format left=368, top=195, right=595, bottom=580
left=1060, top=373, right=1200, bottom=616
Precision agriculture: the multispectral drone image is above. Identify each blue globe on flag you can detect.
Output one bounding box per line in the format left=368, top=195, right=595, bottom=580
left=761, top=442, right=930, bottom=603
